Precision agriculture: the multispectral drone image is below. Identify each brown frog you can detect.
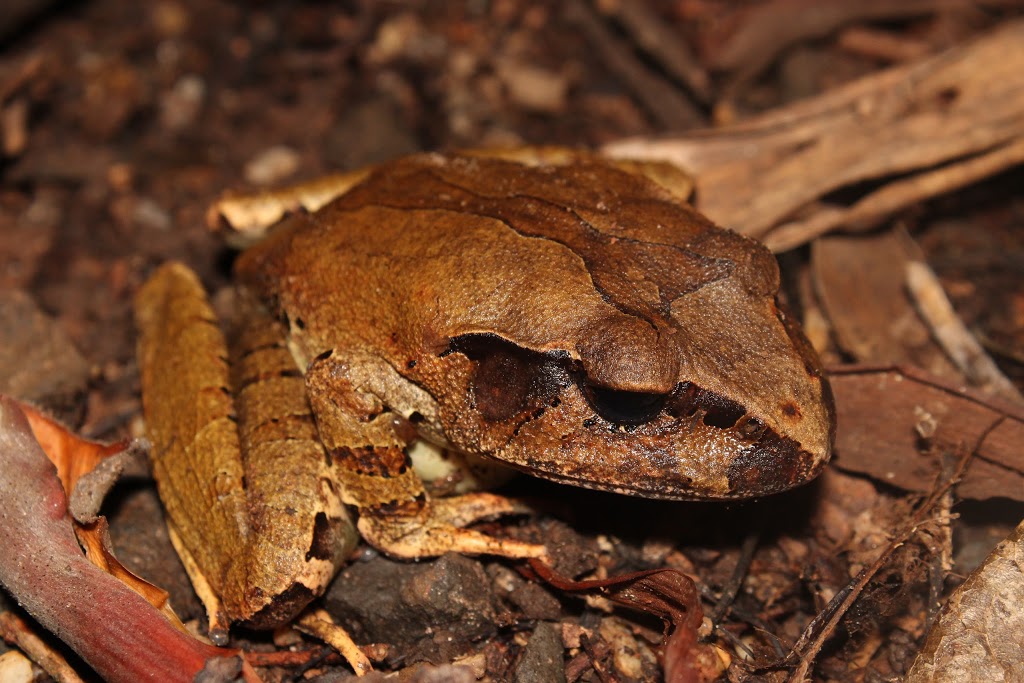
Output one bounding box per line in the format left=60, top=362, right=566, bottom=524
left=135, top=149, right=834, bottom=642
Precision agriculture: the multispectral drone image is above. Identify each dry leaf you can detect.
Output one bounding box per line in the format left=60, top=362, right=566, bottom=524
left=525, top=558, right=722, bottom=682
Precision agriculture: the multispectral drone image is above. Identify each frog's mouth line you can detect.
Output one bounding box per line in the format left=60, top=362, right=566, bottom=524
left=581, top=380, right=768, bottom=439
left=496, top=428, right=823, bottom=501
left=494, top=380, right=823, bottom=500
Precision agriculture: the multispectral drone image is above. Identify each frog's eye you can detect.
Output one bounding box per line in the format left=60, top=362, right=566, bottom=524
left=583, top=384, right=667, bottom=425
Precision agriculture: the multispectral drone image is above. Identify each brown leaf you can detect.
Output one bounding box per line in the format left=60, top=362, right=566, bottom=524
left=812, top=231, right=1021, bottom=404
left=525, top=558, right=721, bottom=681
left=811, top=231, right=959, bottom=378
left=526, top=559, right=702, bottom=635
left=662, top=620, right=727, bottom=683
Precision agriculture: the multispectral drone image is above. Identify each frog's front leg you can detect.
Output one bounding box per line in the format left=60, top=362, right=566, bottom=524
left=304, top=350, right=547, bottom=560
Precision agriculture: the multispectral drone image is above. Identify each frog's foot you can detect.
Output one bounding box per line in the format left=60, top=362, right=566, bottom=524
left=208, top=168, right=372, bottom=243
left=296, top=609, right=373, bottom=676
left=356, top=492, right=547, bottom=561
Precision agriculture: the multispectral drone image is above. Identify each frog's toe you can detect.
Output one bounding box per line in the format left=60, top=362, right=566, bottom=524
left=430, top=491, right=535, bottom=527
left=357, top=493, right=547, bottom=560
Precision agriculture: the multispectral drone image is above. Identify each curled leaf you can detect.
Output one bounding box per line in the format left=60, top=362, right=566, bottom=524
left=526, top=558, right=702, bottom=636
left=0, top=396, right=261, bottom=682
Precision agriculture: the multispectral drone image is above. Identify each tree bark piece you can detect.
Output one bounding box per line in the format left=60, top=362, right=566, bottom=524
left=604, top=19, right=1024, bottom=251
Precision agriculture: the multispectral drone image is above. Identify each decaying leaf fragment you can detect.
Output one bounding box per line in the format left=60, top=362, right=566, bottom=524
left=907, top=519, right=1024, bottom=682
left=0, top=396, right=260, bottom=683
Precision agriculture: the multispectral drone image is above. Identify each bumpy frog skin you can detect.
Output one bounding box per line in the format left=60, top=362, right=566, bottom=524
left=136, top=150, right=834, bottom=634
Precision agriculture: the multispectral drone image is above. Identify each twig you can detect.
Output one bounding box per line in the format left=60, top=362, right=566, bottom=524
left=708, top=532, right=760, bottom=625
left=0, top=54, right=43, bottom=103
left=294, top=608, right=373, bottom=676
left=837, top=25, right=932, bottom=62
left=594, top=0, right=710, bottom=101
left=905, top=259, right=1024, bottom=405
left=0, top=611, right=86, bottom=683
left=765, top=137, right=1024, bottom=251
left=925, top=451, right=957, bottom=631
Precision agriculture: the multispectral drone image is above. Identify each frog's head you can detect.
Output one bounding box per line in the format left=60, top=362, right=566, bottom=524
left=429, top=186, right=834, bottom=500
left=439, top=298, right=833, bottom=501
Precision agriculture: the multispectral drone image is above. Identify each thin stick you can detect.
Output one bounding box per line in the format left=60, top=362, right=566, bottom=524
left=784, top=440, right=978, bottom=681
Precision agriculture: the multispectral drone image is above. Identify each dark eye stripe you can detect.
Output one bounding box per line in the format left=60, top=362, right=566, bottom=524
left=668, top=382, right=745, bottom=429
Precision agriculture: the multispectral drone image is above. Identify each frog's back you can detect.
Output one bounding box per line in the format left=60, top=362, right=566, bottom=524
left=235, top=152, right=783, bottom=394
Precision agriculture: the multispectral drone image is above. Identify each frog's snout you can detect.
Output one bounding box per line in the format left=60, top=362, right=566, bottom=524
left=725, top=435, right=825, bottom=497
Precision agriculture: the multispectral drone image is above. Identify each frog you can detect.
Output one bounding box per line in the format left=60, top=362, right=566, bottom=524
left=135, top=148, right=835, bottom=645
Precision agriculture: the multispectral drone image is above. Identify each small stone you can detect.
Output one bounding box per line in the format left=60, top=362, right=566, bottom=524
left=599, top=617, right=659, bottom=681
left=0, top=651, right=33, bottom=683
left=495, top=59, right=569, bottom=113
left=324, top=97, right=420, bottom=171
left=326, top=553, right=501, bottom=663
left=514, top=622, right=566, bottom=683
left=489, top=564, right=563, bottom=621
left=244, top=145, right=301, bottom=186
left=133, top=198, right=173, bottom=231
left=365, top=13, right=445, bottom=65
left=160, top=74, right=205, bottom=132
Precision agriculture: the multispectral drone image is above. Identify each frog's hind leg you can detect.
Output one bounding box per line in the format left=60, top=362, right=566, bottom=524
left=305, top=350, right=548, bottom=561
left=136, top=264, right=359, bottom=638
left=225, top=291, right=360, bottom=626
left=137, top=263, right=253, bottom=643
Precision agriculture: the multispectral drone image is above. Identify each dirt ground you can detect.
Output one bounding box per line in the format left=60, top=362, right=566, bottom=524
left=1, top=2, right=1023, bottom=681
